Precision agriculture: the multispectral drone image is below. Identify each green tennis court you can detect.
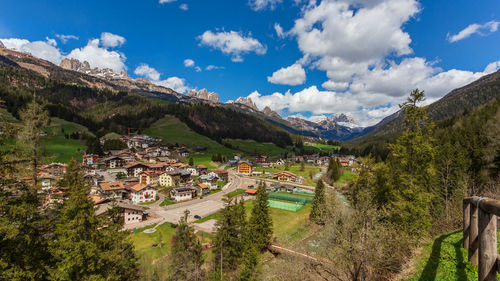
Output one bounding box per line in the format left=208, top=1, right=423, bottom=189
left=267, top=199, right=304, bottom=212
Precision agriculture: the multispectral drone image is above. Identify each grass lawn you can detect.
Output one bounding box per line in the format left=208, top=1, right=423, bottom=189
left=144, top=115, right=239, bottom=169
left=225, top=139, right=290, bottom=157
left=159, top=199, right=177, bottom=207
left=195, top=199, right=313, bottom=245
left=304, top=143, right=340, bottom=153
left=40, top=118, right=91, bottom=163
left=101, top=132, right=122, bottom=140
left=336, top=169, right=353, bottom=186
left=226, top=188, right=245, bottom=198
left=138, top=200, right=158, bottom=206
left=255, top=163, right=321, bottom=186
left=407, top=229, right=500, bottom=281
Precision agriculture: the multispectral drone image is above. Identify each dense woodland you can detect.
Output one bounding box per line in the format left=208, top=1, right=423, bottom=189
left=0, top=66, right=292, bottom=149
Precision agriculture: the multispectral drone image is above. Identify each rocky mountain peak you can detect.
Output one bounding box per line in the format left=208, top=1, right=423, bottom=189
left=262, top=106, right=281, bottom=119
left=234, top=97, right=258, bottom=110
left=60, top=58, right=91, bottom=72
left=0, top=40, right=5, bottom=49
left=328, top=113, right=355, bottom=124
left=59, top=58, right=127, bottom=80
left=186, top=88, right=219, bottom=103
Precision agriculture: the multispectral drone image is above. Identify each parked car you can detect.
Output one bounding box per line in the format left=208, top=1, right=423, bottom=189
left=194, top=215, right=201, bottom=219
left=248, top=185, right=254, bottom=188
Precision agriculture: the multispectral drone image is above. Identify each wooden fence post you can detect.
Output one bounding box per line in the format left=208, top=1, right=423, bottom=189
left=463, top=200, right=470, bottom=250
left=478, top=202, right=498, bottom=281
left=469, top=203, right=479, bottom=265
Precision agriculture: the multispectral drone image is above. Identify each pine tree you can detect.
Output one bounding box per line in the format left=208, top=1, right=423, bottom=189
left=0, top=111, right=52, bottom=280
left=189, top=156, right=194, bottom=166
left=49, top=159, right=138, bottom=280
left=169, top=210, right=204, bottom=281
left=388, top=89, right=436, bottom=238
left=213, top=199, right=246, bottom=275
left=18, top=97, right=49, bottom=186
left=248, top=182, right=272, bottom=251
left=300, top=160, right=305, bottom=171
left=310, top=180, right=327, bottom=225
left=237, top=246, right=260, bottom=281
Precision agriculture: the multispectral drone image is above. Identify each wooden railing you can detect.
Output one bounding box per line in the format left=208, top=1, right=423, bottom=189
left=463, top=196, right=500, bottom=281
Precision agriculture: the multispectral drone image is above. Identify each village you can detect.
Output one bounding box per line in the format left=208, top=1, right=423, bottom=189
left=37, top=133, right=356, bottom=229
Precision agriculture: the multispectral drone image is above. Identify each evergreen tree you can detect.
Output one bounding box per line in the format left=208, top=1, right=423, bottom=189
left=387, top=89, right=436, bottom=238
left=49, top=159, right=138, bottom=280
left=212, top=199, right=246, bottom=275
left=18, top=97, right=49, bottom=186
left=169, top=210, right=204, bottom=281
left=0, top=111, right=52, bottom=281
left=310, top=180, right=327, bottom=225
left=248, top=182, right=272, bottom=251
left=189, top=156, right=194, bottom=166
left=300, top=160, right=305, bottom=171
left=236, top=246, right=260, bottom=281
left=284, top=160, right=290, bottom=171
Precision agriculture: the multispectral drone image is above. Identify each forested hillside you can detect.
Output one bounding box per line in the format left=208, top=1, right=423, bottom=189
left=0, top=63, right=292, bottom=148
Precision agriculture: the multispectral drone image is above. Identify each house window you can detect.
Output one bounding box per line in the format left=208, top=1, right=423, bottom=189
left=128, top=218, right=130, bottom=221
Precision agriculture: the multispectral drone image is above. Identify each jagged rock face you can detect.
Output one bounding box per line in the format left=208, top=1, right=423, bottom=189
left=235, top=97, right=258, bottom=110
left=60, top=58, right=90, bottom=72
left=0, top=40, right=5, bottom=49
left=186, top=88, right=219, bottom=103
left=328, top=113, right=355, bottom=124
left=262, top=106, right=281, bottom=119
left=59, top=58, right=127, bottom=80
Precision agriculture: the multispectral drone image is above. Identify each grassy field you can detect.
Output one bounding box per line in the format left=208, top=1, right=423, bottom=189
left=101, top=132, right=122, bottom=140
left=195, top=199, right=313, bottom=244
left=304, top=143, right=340, bottom=153
left=226, top=188, right=245, bottom=198
left=144, top=115, right=239, bottom=168
left=225, top=139, right=289, bottom=157
left=40, top=118, right=90, bottom=163
left=254, top=163, right=322, bottom=186
left=407, top=229, right=500, bottom=281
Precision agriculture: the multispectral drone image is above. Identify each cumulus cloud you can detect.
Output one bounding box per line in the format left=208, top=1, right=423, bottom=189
left=0, top=37, right=63, bottom=64
left=56, top=34, right=79, bottom=44
left=159, top=0, right=176, bottom=3
left=447, top=21, right=500, bottom=43
left=184, top=59, right=195, bottom=67
left=322, top=80, right=349, bottom=91
left=100, top=32, right=126, bottom=48
left=267, top=64, right=306, bottom=85
left=154, top=77, right=190, bottom=93
left=179, top=3, right=188, bottom=10
left=134, top=64, right=161, bottom=80
left=248, top=0, right=283, bottom=11
left=134, top=63, right=190, bottom=93
left=274, top=23, right=285, bottom=38
left=248, top=60, right=500, bottom=126
left=66, top=39, right=127, bottom=72
left=198, top=30, right=267, bottom=62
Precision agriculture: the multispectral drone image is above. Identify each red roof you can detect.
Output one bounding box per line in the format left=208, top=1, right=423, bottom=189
left=245, top=189, right=257, bottom=195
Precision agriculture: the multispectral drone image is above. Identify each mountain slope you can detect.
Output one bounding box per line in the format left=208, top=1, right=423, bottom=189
left=349, top=69, right=500, bottom=146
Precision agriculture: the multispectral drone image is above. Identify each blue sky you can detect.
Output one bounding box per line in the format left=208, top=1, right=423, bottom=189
left=1, top=0, right=499, bottom=126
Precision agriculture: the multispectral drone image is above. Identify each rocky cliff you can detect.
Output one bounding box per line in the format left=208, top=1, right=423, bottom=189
left=186, top=88, right=219, bottom=103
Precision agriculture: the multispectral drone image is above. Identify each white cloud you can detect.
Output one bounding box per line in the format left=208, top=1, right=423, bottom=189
left=267, top=63, right=306, bottom=85
left=447, top=21, right=500, bottom=43
left=195, top=66, right=201, bottom=72
left=0, top=38, right=63, bottom=64
left=274, top=23, right=285, bottom=38
left=66, top=39, right=127, bottom=72
left=100, top=32, right=126, bottom=48
left=248, top=0, right=283, bottom=11
left=248, top=60, right=500, bottom=127
left=198, top=30, right=267, bottom=62
left=159, top=0, right=176, bottom=3
left=134, top=63, right=161, bottom=80
left=153, top=77, right=190, bottom=93
left=184, top=59, right=195, bottom=67
left=322, top=80, right=349, bottom=91
left=55, top=34, right=79, bottom=44
left=206, top=65, right=224, bottom=70
left=179, top=3, right=188, bottom=10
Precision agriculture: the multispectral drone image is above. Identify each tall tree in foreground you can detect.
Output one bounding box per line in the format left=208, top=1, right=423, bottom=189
left=49, top=159, right=138, bottom=280
left=0, top=109, right=52, bottom=281
left=248, top=182, right=272, bottom=251
left=18, top=96, right=49, bottom=186
left=310, top=180, right=327, bottom=225
left=169, top=210, right=204, bottom=281
left=388, top=89, right=436, bottom=238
